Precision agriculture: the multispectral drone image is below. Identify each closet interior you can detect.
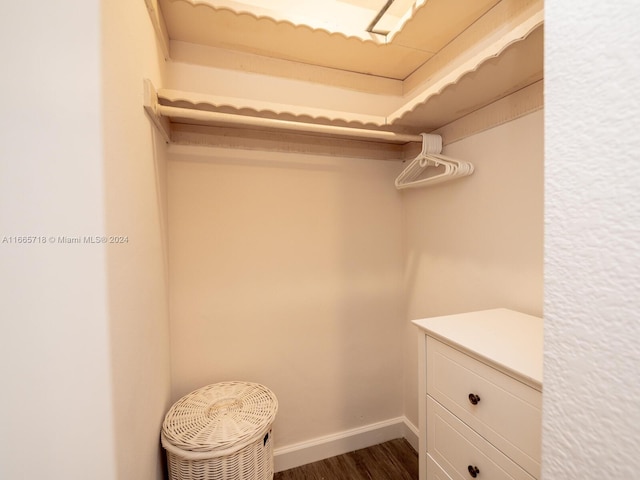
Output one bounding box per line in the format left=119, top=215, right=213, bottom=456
left=144, top=0, right=544, bottom=475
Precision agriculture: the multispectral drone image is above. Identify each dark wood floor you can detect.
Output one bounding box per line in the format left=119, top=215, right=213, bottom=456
left=274, top=438, right=418, bottom=480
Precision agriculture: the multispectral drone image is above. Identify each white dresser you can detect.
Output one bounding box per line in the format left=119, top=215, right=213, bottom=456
left=413, top=309, right=543, bottom=480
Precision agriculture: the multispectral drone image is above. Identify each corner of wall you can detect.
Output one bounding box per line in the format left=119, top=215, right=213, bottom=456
left=102, top=0, right=171, bottom=479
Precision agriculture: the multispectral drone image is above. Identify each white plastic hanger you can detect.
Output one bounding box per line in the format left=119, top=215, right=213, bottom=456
left=394, top=133, right=474, bottom=190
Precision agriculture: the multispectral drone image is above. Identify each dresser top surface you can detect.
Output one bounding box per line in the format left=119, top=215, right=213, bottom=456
left=412, top=308, right=543, bottom=388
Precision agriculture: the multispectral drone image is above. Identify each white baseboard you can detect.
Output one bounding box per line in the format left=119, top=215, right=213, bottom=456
left=401, top=416, right=419, bottom=452
left=273, top=416, right=419, bottom=472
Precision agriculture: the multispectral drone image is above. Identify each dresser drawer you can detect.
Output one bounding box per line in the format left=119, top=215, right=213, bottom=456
left=427, top=397, right=535, bottom=480
left=427, top=454, right=453, bottom=480
left=426, top=337, right=541, bottom=477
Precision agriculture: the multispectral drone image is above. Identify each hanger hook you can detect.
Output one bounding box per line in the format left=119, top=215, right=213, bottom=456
left=420, top=133, right=430, bottom=157
left=419, top=133, right=442, bottom=167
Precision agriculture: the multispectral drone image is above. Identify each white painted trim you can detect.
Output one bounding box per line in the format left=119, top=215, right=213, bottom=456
left=143, top=79, right=171, bottom=143
left=143, top=0, right=170, bottom=60
left=273, top=416, right=419, bottom=473
left=401, top=416, right=420, bottom=452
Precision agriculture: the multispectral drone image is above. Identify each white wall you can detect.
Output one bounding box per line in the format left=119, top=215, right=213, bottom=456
left=401, top=110, right=544, bottom=427
left=102, top=1, right=172, bottom=479
left=167, top=146, right=405, bottom=448
left=544, top=2, right=640, bottom=478
left=0, top=2, right=116, bottom=478
left=0, top=1, right=171, bottom=479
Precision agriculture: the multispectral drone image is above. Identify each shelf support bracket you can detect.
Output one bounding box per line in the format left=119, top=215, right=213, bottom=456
left=143, top=79, right=171, bottom=144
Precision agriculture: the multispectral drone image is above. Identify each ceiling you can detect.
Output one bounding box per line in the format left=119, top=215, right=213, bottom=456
left=158, top=0, right=503, bottom=80
left=181, top=0, right=419, bottom=36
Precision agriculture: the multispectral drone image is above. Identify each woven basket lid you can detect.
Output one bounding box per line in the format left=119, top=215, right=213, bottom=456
left=162, top=381, right=278, bottom=454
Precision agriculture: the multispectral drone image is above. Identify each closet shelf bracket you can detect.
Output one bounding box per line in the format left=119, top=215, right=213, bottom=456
left=143, top=79, right=171, bottom=143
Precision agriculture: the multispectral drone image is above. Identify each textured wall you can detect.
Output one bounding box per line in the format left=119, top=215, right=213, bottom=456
left=544, top=1, right=640, bottom=478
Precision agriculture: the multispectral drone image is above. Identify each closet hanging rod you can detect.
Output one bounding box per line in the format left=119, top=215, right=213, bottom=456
left=156, top=104, right=423, bottom=144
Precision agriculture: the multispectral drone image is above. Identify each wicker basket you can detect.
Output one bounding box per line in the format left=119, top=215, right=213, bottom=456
left=161, top=381, right=278, bottom=480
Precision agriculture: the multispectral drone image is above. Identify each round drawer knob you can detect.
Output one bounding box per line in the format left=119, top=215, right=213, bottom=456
left=468, top=465, right=480, bottom=478
left=468, top=393, right=481, bottom=405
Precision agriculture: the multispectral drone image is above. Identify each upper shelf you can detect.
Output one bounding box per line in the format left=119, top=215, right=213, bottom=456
left=157, top=0, right=502, bottom=80
left=145, top=0, right=544, bottom=144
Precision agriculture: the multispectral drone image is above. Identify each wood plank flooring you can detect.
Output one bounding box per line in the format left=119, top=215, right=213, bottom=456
left=274, top=438, right=418, bottom=480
